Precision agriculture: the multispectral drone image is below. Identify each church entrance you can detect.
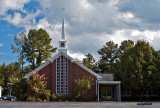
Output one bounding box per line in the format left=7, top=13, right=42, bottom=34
left=98, top=81, right=121, bottom=102
left=101, top=87, right=114, bottom=100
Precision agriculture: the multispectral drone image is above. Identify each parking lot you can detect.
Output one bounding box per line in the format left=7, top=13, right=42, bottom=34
left=0, top=101, right=159, bottom=108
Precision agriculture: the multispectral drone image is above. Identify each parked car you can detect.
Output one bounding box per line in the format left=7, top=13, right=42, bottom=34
left=0, top=95, right=16, bottom=101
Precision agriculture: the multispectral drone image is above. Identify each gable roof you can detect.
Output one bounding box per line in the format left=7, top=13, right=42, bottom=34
left=24, top=51, right=102, bottom=79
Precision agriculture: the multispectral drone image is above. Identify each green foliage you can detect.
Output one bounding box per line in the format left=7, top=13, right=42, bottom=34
left=119, top=40, right=134, bottom=55
left=27, top=72, right=52, bottom=101
left=51, top=94, right=56, bottom=101
left=36, top=98, right=42, bottom=102
left=114, top=40, right=156, bottom=97
left=73, top=76, right=93, bottom=100
left=83, top=53, right=98, bottom=72
left=27, top=72, right=47, bottom=95
left=12, top=79, right=27, bottom=100
left=27, top=96, right=35, bottom=101
left=24, top=28, right=57, bottom=69
left=0, top=62, right=22, bottom=87
left=11, top=32, right=26, bottom=77
left=83, top=53, right=95, bottom=70
left=39, top=90, right=51, bottom=101
left=98, top=41, right=119, bottom=73
left=56, top=94, right=65, bottom=101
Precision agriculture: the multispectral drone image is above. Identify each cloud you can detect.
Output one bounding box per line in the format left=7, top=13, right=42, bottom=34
left=0, top=0, right=30, bottom=15
left=117, top=0, right=160, bottom=26
left=3, top=10, right=40, bottom=27
left=2, top=0, right=160, bottom=61
left=0, top=44, right=3, bottom=47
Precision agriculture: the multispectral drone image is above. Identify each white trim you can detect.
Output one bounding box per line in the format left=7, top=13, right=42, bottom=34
left=96, top=80, right=97, bottom=95
left=99, top=81, right=121, bottom=84
left=24, top=52, right=101, bottom=80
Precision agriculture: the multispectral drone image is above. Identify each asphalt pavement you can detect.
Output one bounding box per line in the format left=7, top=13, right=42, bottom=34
left=0, top=101, right=159, bottom=108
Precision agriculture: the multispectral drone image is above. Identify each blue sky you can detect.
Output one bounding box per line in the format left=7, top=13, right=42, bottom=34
left=1, top=0, right=160, bottom=65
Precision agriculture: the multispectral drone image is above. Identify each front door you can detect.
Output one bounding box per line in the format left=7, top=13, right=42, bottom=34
left=101, top=87, right=113, bottom=100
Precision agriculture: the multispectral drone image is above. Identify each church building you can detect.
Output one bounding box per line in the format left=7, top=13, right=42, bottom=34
left=24, top=17, right=121, bottom=102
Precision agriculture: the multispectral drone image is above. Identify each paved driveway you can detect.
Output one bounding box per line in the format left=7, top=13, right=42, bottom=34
left=0, top=101, right=159, bottom=108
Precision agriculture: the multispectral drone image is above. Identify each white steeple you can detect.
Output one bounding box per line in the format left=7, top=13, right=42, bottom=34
left=58, top=16, right=67, bottom=54
left=62, top=17, right=65, bottom=40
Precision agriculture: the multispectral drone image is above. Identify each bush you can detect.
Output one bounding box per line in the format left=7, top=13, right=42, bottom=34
left=51, top=94, right=56, bottom=101
left=65, top=96, right=72, bottom=101
left=36, top=98, right=42, bottom=102
left=39, top=90, right=51, bottom=101
left=56, top=94, right=65, bottom=101
left=27, top=97, right=35, bottom=101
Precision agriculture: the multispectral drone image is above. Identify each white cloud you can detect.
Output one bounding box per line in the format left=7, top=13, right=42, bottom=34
left=0, top=43, right=3, bottom=47
left=68, top=51, right=86, bottom=61
left=0, top=0, right=30, bottom=15
left=2, top=0, right=160, bottom=62
left=3, top=10, right=40, bottom=27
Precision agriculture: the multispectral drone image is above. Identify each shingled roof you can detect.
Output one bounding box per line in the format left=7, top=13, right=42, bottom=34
left=98, top=74, right=114, bottom=81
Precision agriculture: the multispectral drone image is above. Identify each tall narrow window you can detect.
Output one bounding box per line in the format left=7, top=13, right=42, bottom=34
left=56, top=58, right=60, bottom=94
left=65, top=58, right=68, bottom=94
left=60, top=56, right=63, bottom=94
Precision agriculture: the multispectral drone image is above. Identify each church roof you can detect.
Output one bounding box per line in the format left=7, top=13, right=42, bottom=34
left=24, top=51, right=102, bottom=79
left=98, top=74, right=114, bottom=81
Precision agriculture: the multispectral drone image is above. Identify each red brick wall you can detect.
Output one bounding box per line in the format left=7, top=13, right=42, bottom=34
left=68, top=59, right=97, bottom=100
left=27, top=55, right=97, bottom=100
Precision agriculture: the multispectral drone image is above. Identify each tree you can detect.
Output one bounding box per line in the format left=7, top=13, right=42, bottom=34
left=24, top=28, right=57, bottom=69
left=73, top=76, right=94, bottom=100
left=119, top=40, right=134, bottom=54
left=114, top=40, right=156, bottom=98
left=27, top=72, right=51, bottom=101
left=27, top=72, right=47, bottom=95
left=11, top=32, right=26, bottom=77
left=83, top=53, right=97, bottom=71
left=12, top=79, right=27, bottom=100
left=98, top=41, right=118, bottom=73
left=0, top=62, right=22, bottom=95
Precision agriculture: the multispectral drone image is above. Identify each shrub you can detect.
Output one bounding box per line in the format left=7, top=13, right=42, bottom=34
left=27, top=97, right=35, bottom=101
left=73, top=76, right=94, bottom=101
left=39, top=90, right=51, bottom=101
left=65, top=96, right=72, bottom=101
left=51, top=94, right=56, bottom=101
left=36, top=98, right=42, bottom=102
left=56, top=94, right=65, bottom=101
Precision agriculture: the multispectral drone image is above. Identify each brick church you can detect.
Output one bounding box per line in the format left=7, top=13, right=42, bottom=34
left=24, top=18, right=121, bottom=102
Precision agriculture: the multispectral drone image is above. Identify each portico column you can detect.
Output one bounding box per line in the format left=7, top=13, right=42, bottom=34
left=119, top=83, right=121, bottom=102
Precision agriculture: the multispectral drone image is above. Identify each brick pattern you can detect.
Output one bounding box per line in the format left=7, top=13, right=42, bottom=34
left=27, top=55, right=97, bottom=100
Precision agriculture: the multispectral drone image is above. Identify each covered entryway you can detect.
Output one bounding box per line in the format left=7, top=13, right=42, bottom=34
left=97, top=74, right=121, bottom=102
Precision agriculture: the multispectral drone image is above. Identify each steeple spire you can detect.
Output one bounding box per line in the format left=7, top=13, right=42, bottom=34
left=58, top=8, right=67, bottom=54
left=62, top=17, right=65, bottom=40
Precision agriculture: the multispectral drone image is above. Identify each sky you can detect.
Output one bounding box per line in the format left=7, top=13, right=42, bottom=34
left=0, top=0, right=160, bottom=65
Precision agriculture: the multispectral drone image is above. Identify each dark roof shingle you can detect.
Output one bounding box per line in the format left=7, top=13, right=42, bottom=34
left=98, top=74, right=114, bottom=81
